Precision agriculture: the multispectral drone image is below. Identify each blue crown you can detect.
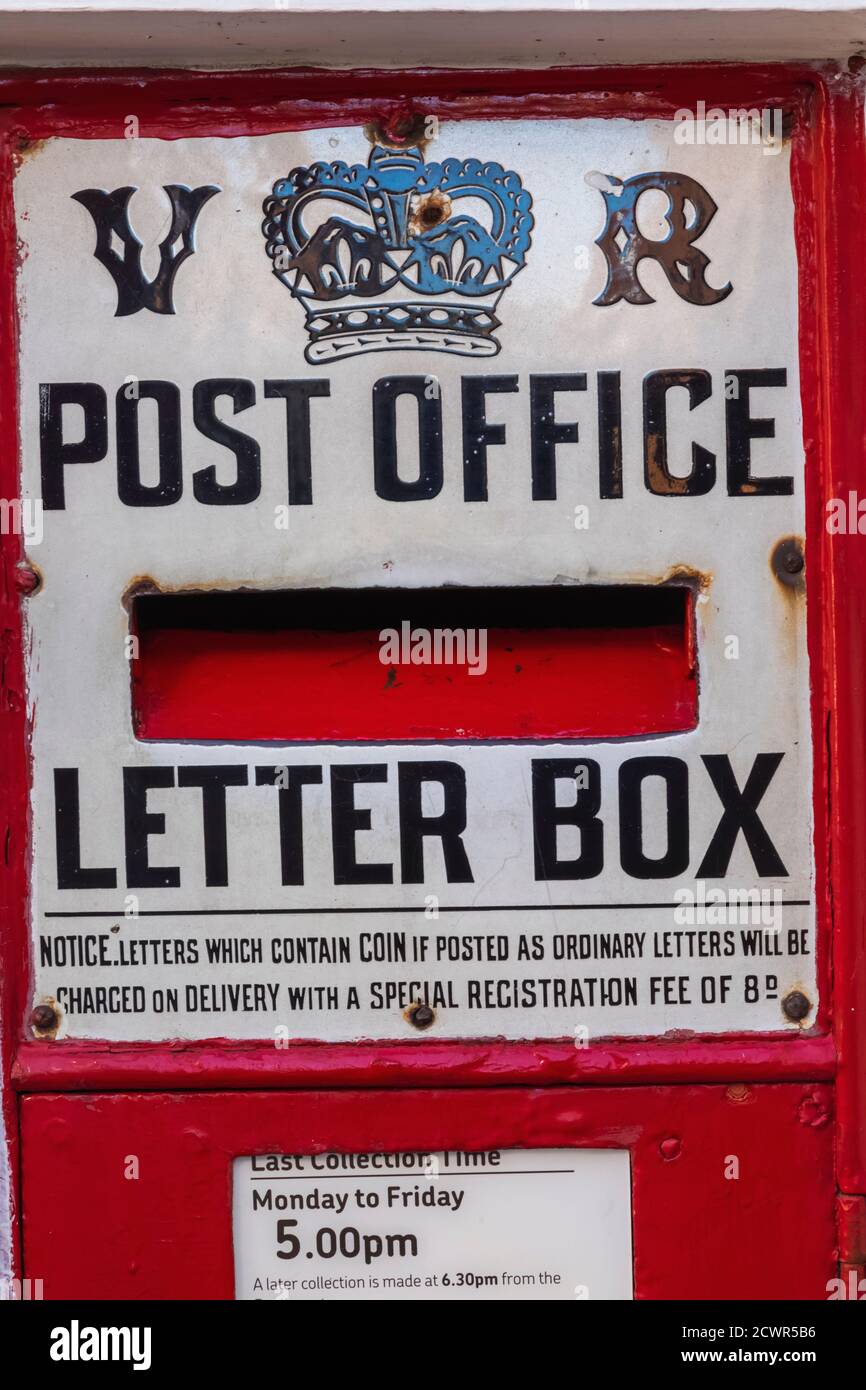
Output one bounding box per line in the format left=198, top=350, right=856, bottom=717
left=261, top=144, right=533, bottom=363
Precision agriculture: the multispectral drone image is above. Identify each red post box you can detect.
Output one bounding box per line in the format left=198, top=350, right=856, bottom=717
left=0, top=52, right=864, bottom=1308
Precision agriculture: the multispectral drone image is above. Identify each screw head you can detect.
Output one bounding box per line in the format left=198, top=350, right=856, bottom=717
left=782, top=989, right=812, bottom=1023
left=659, top=1137, right=682, bottom=1160
left=406, top=1002, right=435, bottom=1030
left=30, top=1004, right=58, bottom=1032
left=771, top=537, right=805, bottom=586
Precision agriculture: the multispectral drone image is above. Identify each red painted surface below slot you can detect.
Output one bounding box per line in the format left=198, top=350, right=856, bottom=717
left=134, top=621, right=696, bottom=743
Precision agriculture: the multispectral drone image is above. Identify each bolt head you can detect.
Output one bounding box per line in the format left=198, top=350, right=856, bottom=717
left=370, top=109, right=426, bottom=149
left=772, top=538, right=805, bottom=585
left=659, top=1137, right=682, bottom=1160
left=782, top=989, right=811, bottom=1022
left=30, top=1004, right=58, bottom=1031
left=14, top=566, right=41, bottom=595
left=407, top=1002, right=435, bottom=1029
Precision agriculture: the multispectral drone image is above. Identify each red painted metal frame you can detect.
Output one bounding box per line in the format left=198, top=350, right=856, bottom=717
left=1, top=60, right=864, bottom=1271
left=20, top=1085, right=837, bottom=1300
left=809, top=70, right=866, bottom=1199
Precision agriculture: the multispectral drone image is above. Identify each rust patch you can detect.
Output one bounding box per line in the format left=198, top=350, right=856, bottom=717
left=404, top=1000, right=436, bottom=1030
left=408, top=190, right=452, bottom=237
left=16, top=135, right=49, bottom=162
left=122, top=575, right=271, bottom=612
left=122, top=575, right=163, bottom=612
left=645, top=433, right=690, bottom=496
left=660, top=564, right=711, bottom=592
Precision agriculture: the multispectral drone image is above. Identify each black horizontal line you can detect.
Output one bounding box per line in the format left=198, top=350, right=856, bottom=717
left=44, top=900, right=811, bottom=919
left=249, top=1170, right=575, bottom=1181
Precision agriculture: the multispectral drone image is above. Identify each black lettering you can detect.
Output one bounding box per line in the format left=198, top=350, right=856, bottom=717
left=330, top=765, right=393, bottom=884
left=116, top=381, right=183, bottom=506
left=530, top=374, right=585, bottom=500
left=598, top=370, right=623, bottom=499
left=397, top=761, right=474, bottom=883
left=725, top=368, right=792, bottom=495
left=255, top=765, right=323, bottom=886
left=192, top=379, right=261, bottom=505
left=123, top=767, right=180, bottom=888
left=373, top=377, right=442, bottom=501
left=532, top=758, right=603, bottom=880
left=643, top=370, right=715, bottom=496
left=462, top=375, right=519, bottom=501
left=54, top=768, right=117, bottom=889
left=177, top=765, right=248, bottom=886
left=619, top=756, right=689, bottom=877
left=697, top=753, right=787, bottom=875
left=40, top=383, right=108, bottom=510
left=264, top=379, right=330, bottom=506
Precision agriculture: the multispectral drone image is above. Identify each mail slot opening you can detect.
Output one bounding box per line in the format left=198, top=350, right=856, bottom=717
left=131, top=585, right=697, bottom=742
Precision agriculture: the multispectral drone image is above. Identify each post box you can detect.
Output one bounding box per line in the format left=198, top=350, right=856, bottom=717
left=0, top=47, right=864, bottom=1304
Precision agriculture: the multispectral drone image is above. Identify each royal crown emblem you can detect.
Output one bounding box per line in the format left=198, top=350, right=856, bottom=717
left=261, top=142, right=533, bottom=362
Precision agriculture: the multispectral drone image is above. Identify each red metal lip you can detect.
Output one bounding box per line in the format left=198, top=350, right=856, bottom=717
left=12, top=1035, right=836, bottom=1093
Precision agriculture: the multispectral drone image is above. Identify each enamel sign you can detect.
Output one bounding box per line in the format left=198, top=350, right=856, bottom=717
left=14, top=117, right=814, bottom=1044
left=233, top=1147, right=633, bottom=1301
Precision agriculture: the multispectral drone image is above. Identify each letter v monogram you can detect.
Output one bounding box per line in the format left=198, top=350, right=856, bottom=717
left=72, top=183, right=220, bottom=315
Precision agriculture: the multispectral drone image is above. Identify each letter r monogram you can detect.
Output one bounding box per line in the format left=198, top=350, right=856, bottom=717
left=593, top=171, right=732, bottom=307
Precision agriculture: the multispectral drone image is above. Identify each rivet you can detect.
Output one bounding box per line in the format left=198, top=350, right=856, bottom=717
left=659, top=1137, right=681, bottom=1160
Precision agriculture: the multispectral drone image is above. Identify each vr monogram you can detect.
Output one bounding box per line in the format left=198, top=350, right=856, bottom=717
left=71, top=138, right=731, bottom=340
